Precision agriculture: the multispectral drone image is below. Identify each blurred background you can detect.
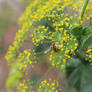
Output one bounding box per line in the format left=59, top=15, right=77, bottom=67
left=0, top=0, right=31, bottom=92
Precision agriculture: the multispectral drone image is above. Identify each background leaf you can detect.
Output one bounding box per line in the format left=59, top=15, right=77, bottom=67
left=66, top=57, right=92, bottom=92
left=71, top=26, right=92, bottom=49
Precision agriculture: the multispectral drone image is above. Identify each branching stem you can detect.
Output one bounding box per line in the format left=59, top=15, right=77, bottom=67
left=80, top=0, right=89, bottom=20
left=33, top=66, right=53, bottom=89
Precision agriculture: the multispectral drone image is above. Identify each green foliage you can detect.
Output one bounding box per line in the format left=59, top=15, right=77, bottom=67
left=66, top=57, right=92, bottom=92
left=83, top=35, right=92, bottom=50
left=71, top=26, right=92, bottom=48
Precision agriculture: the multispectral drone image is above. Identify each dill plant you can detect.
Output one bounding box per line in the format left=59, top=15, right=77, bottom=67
left=5, top=0, right=92, bottom=92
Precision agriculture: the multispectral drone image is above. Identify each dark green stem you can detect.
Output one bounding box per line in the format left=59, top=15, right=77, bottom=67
left=80, top=0, right=89, bottom=20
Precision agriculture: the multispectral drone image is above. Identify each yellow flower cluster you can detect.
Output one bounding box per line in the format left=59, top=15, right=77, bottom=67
left=6, top=0, right=50, bottom=62
left=5, top=23, right=31, bottom=62
left=19, top=0, right=48, bottom=25
left=38, top=79, right=62, bottom=92
left=17, top=79, right=62, bottom=92
left=6, top=0, right=91, bottom=63
left=49, top=32, right=78, bottom=69
left=24, top=0, right=62, bottom=23
left=16, top=49, right=33, bottom=72
left=86, top=46, right=92, bottom=64
left=17, top=79, right=34, bottom=92
left=32, top=25, right=49, bottom=45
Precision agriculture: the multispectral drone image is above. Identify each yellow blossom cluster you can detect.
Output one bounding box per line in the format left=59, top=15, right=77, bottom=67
left=6, top=0, right=91, bottom=63
left=17, top=79, right=62, bottom=92
left=86, top=46, right=92, bottom=64
left=5, top=23, right=31, bottom=62
left=38, top=79, right=62, bottom=92
left=17, top=80, right=34, bottom=92
left=32, top=26, right=49, bottom=45
left=19, top=0, right=48, bottom=25
left=16, top=49, right=33, bottom=72
left=6, top=0, right=49, bottom=62
left=49, top=32, right=78, bottom=69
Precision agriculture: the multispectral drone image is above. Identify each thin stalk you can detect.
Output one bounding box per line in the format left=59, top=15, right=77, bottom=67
left=33, top=66, right=53, bottom=89
left=80, top=0, right=89, bottom=20
left=56, top=70, right=62, bottom=81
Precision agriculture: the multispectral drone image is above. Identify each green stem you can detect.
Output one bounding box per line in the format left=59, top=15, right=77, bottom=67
left=56, top=70, right=61, bottom=81
left=80, top=0, right=89, bottom=20
left=33, top=66, right=53, bottom=89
